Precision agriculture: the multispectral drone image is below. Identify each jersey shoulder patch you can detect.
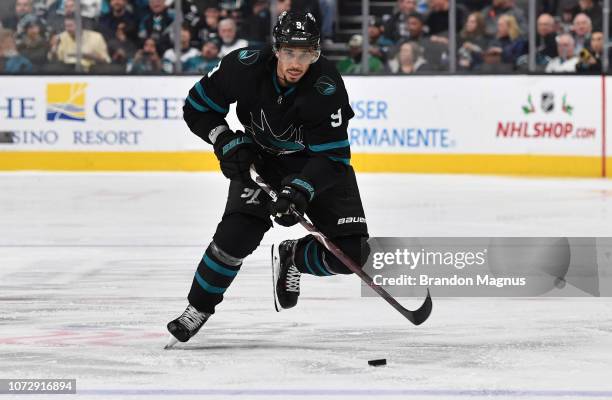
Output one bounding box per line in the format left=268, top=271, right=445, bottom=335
left=237, top=49, right=261, bottom=65
left=300, top=60, right=351, bottom=124
left=314, top=75, right=337, bottom=96
left=310, top=57, right=345, bottom=98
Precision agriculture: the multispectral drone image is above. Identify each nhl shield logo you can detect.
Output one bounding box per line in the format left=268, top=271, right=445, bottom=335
left=541, top=92, right=554, bottom=113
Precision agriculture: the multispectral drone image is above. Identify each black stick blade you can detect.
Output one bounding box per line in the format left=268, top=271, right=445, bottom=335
left=404, top=289, right=432, bottom=325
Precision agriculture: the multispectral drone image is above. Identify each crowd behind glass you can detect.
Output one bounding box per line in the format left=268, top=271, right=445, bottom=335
left=0, top=0, right=609, bottom=74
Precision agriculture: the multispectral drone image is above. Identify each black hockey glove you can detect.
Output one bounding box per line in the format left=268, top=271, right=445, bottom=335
left=269, top=177, right=315, bottom=227
left=212, top=128, right=256, bottom=182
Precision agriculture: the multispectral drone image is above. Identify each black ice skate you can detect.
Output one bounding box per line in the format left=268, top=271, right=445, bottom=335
left=271, top=240, right=301, bottom=311
left=165, top=304, right=210, bottom=348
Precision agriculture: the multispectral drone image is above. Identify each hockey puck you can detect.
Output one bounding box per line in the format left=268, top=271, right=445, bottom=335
left=368, top=359, right=386, bottom=366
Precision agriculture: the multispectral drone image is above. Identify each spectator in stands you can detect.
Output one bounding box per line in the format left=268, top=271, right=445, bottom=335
left=460, top=0, right=488, bottom=12
left=515, top=12, right=557, bottom=71
left=513, top=0, right=529, bottom=17
left=217, top=0, right=243, bottom=20
left=457, top=11, right=487, bottom=70
left=384, top=0, right=418, bottom=43
left=17, top=19, right=49, bottom=68
left=192, top=4, right=221, bottom=47
left=572, top=13, right=592, bottom=54
left=241, top=0, right=270, bottom=47
left=99, top=0, right=138, bottom=42
left=488, top=14, right=526, bottom=67
left=65, top=0, right=102, bottom=19
left=1, top=0, right=34, bottom=31
left=368, top=16, right=394, bottom=62
left=277, top=0, right=292, bottom=14
left=127, top=36, right=162, bottom=73
left=576, top=31, right=609, bottom=73
left=336, top=34, right=385, bottom=74
left=481, top=0, right=527, bottom=38
left=404, top=12, right=448, bottom=70
left=30, top=0, right=49, bottom=15
left=536, top=0, right=571, bottom=15
left=0, top=2, right=14, bottom=24
left=13, top=12, right=47, bottom=46
left=426, top=0, right=466, bottom=37
left=3, top=0, right=48, bottom=48
left=49, top=15, right=111, bottom=71
left=536, top=13, right=558, bottom=59
left=138, top=0, right=175, bottom=52
left=47, top=0, right=95, bottom=35
left=558, top=6, right=575, bottom=34
left=404, top=12, right=427, bottom=41
left=318, top=0, right=336, bottom=42
left=129, top=0, right=152, bottom=20
left=0, top=29, right=33, bottom=73
left=181, top=0, right=209, bottom=30
left=186, top=39, right=221, bottom=74
left=107, top=22, right=138, bottom=68
left=477, top=47, right=514, bottom=73
left=388, top=40, right=428, bottom=74
left=545, top=32, right=578, bottom=73
left=217, top=17, right=247, bottom=57
left=162, top=24, right=201, bottom=73
left=571, top=0, right=602, bottom=32
left=47, top=0, right=71, bottom=34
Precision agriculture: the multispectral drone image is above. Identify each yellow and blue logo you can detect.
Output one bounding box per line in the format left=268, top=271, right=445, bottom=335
left=46, top=83, right=87, bottom=122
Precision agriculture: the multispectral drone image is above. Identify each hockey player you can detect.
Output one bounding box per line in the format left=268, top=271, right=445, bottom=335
left=167, top=11, right=369, bottom=344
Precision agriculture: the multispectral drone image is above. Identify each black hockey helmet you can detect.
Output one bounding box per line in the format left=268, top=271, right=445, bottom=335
left=273, top=11, right=321, bottom=52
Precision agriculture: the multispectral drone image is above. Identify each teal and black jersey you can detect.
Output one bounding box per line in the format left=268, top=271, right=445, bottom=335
left=183, top=47, right=355, bottom=196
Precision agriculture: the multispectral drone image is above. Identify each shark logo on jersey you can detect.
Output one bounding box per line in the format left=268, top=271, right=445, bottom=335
left=245, top=109, right=305, bottom=155
left=238, top=50, right=260, bottom=65
left=314, top=76, right=336, bottom=96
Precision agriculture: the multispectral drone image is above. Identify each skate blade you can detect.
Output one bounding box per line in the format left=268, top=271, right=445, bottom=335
left=271, top=244, right=281, bottom=313
left=164, top=336, right=179, bottom=350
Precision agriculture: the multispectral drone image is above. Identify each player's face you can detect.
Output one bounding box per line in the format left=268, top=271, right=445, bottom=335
left=275, top=46, right=318, bottom=86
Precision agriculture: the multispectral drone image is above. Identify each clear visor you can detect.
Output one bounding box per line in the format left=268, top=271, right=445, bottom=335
left=277, top=47, right=321, bottom=64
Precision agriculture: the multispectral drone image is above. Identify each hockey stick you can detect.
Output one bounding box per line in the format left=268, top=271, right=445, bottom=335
left=249, top=165, right=433, bottom=326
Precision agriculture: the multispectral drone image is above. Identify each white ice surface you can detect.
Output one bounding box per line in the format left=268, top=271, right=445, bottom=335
left=1, top=172, right=612, bottom=400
